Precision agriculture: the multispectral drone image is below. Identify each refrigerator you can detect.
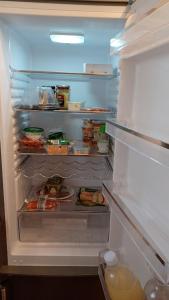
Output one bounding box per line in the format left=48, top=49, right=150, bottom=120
left=0, top=0, right=168, bottom=293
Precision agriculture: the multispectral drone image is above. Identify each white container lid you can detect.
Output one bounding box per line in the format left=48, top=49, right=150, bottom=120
left=104, top=250, right=118, bottom=266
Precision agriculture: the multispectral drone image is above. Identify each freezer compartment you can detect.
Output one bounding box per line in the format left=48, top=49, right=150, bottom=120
left=18, top=210, right=110, bottom=243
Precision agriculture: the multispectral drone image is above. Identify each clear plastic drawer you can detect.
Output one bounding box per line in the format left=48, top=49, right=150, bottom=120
left=18, top=210, right=110, bottom=243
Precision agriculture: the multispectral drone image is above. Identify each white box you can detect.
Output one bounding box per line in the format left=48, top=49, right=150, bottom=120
left=83, top=63, right=113, bottom=74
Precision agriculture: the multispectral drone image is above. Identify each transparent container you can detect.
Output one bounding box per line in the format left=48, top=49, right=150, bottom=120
left=104, top=251, right=145, bottom=300
left=38, top=86, right=59, bottom=109
left=18, top=210, right=110, bottom=243
left=144, top=278, right=169, bottom=300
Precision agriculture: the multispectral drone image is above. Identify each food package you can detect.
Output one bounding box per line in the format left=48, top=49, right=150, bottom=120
left=39, top=176, right=64, bottom=196
left=73, top=141, right=90, bottom=155
left=23, top=127, right=44, bottom=140
left=26, top=198, right=58, bottom=210
left=77, top=187, right=106, bottom=206
left=68, top=102, right=81, bottom=111
left=83, top=63, right=113, bottom=74
left=47, top=144, right=69, bottom=154
left=36, top=176, right=74, bottom=201
left=19, top=136, right=44, bottom=148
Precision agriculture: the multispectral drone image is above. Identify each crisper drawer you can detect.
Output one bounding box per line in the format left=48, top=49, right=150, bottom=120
left=18, top=211, right=110, bottom=243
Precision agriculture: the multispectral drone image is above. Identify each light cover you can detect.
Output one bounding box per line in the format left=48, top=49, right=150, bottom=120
left=110, top=38, right=125, bottom=49
left=50, top=33, right=84, bottom=44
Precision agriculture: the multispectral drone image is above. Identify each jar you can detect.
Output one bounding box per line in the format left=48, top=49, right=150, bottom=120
left=56, top=85, right=70, bottom=109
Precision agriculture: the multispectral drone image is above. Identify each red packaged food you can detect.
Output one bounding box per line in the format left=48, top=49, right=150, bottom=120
left=26, top=199, right=57, bottom=210
left=19, top=136, right=44, bottom=148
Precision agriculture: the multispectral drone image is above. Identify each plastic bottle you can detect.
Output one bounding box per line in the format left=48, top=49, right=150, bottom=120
left=144, top=278, right=169, bottom=300
left=104, top=250, right=145, bottom=300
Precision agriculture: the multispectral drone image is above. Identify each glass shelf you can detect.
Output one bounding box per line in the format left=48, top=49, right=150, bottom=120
left=18, top=188, right=109, bottom=214
left=14, top=107, right=114, bottom=115
left=18, top=147, right=112, bottom=157
left=11, top=67, right=117, bottom=81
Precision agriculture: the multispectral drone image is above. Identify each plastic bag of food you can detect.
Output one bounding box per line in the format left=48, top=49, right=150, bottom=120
left=77, top=187, right=106, bottom=206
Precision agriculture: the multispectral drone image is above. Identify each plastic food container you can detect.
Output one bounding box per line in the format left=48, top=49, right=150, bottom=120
left=23, top=127, right=44, bottom=140
left=97, top=140, right=109, bottom=154
left=73, top=145, right=90, bottom=155
left=47, top=145, right=69, bottom=155
left=68, top=102, right=81, bottom=111
left=83, top=63, right=113, bottom=74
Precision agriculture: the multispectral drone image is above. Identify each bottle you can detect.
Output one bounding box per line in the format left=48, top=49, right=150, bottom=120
left=104, top=250, right=145, bottom=300
left=144, top=278, right=169, bottom=300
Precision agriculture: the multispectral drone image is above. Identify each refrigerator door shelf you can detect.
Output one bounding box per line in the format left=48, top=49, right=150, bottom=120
left=106, top=119, right=169, bottom=168
left=111, top=2, right=169, bottom=58
left=102, top=183, right=167, bottom=284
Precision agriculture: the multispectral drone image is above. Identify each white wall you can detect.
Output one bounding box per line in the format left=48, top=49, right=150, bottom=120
left=28, top=44, right=118, bottom=138
left=9, top=29, right=32, bottom=70
left=30, top=44, right=117, bottom=108
left=31, top=44, right=111, bottom=72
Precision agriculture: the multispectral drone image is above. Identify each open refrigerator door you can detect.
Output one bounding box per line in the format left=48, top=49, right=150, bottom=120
left=100, top=0, right=169, bottom=298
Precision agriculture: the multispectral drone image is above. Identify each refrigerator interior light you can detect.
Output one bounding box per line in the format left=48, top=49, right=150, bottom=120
left=50, top=33, right=84, bottom=44
left=110, top=38, right=126, bottom=49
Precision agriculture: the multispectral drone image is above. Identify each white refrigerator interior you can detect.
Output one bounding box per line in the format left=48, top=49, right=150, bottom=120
left=0, top=0, right=168, bottom=289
